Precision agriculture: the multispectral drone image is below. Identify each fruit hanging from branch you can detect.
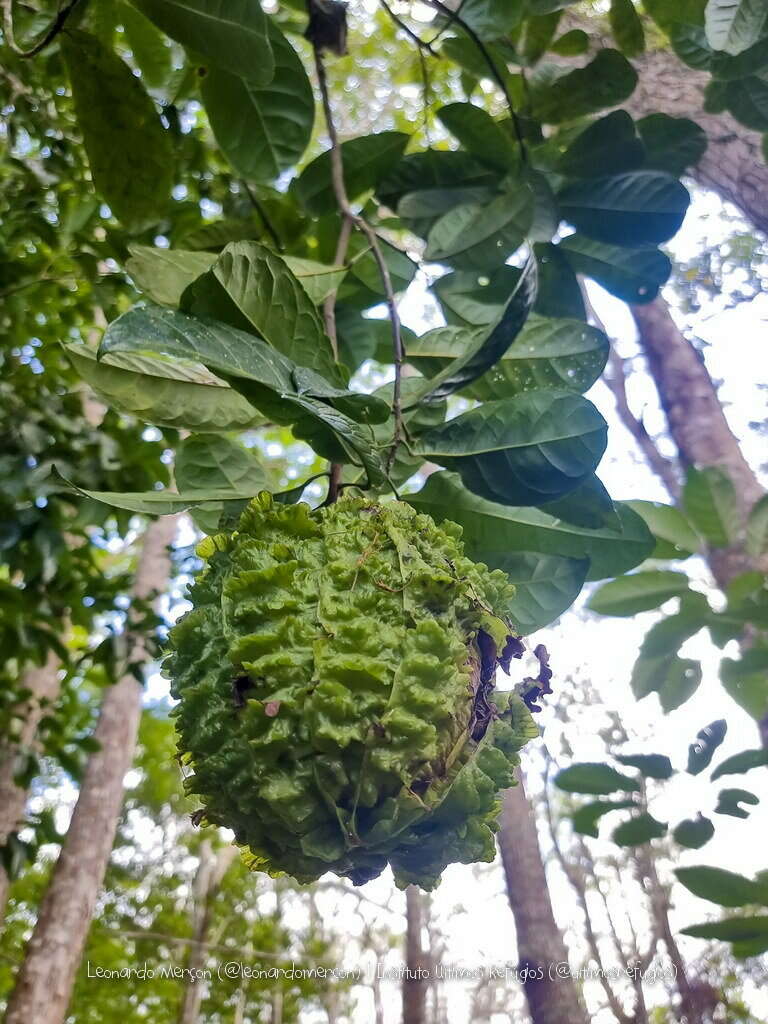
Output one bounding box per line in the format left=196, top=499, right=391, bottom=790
left=168, top=493, right=540, bottom=889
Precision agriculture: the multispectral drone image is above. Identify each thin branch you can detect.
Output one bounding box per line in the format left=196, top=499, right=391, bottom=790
left=423, top=0, right=528, bottom=162
left=606, top=348, right=682, bottom=501
left=426, top=0, right=467, bottom=46
left=2, top=0, right=83, bottom=58
left=322, top=214, right=353, bottom=354
left=311, top=43, right=405, bottom=473
left=581, top=283, right=682, bottom=500
left=241, top=182, right=283, bottom=252
left=379, top=0, right=438, bottom=56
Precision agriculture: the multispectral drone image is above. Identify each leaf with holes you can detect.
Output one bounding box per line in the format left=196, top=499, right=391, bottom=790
left=687, top=719, right=728, bottom=775
left=715, top=787, right=760, bottom=818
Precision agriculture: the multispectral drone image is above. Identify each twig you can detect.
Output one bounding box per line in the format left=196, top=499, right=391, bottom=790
left=2, top=0, right=83, bottom=58
left=322, top=214, right=353, bottom=353
left=241, top=182, right=283, bottom=252
left=311, top=44, right=406, bottom=475
left=379, top=0, right=439, bottom=56
left=426, top=0, right=467, bottom=46
left=423, top=0, right=528, bottom=162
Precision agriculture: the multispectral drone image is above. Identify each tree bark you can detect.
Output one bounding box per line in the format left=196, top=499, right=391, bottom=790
left=403, top=885, right=428, bottom=1024
left=498, top=777, right=588, bottom=1024
left=4, top=515, right=178, bottom=1024
left=628, top=48, right=768, bottom=235
left=0, top=651, right=62, bottom=921
left=177, top=841, right=237, bottom=1024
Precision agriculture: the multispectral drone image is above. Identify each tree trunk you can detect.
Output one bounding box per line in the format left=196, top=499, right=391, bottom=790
left=177, top=841, right=237, bottom=1024
left=4, top=514, right=178, bottom=1024
left=0, top=651, right=62, bottom=921
left=402, top=885, right=428, bottom=1024
left=628, top=47, right=768, bottom=235
left=498, top=776, right=588, bottom=1024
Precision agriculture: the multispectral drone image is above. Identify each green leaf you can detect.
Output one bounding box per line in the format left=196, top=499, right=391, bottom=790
left=61, top=30, right=173, bottom=230
left=555, top=762, right=641, bottom=795
left=673, top=814, right=715, bottom=849
left=126, top=246, right=217, bottom=307
left=119, top=1, right=172, bottom=87
left=131, top=0, right=273, bottom=84
left=720, top=649, right=768, bottom=720
left=411, top=315, right=609, bottom=403
left=437, top=103, right=519, bottom=173
left=626, top=500, right=701, bottom=558
left=534, top=243, right=586, bottom=319
left=406, top=472, right=653, bottom=581
left=98, top=305, right=386, bottom=480
left=417, top=257, right=538, bottom=402
left=609, top=0, right=645, bottom=56
left=336, top=235, right=416, bottom=310
left=56, top=475, right=256, bottom=517
left=637, top=114, right=708, bottom=175
left=66, top=343, right=262, bottom=433
left=282, top=257, right=347, bottom=305
left=612, top=812, right=668, bottom=846
left=182, top=241, right=341, bottom=384
left=723, top=76, right=768, bottom=131
left=502, top=554, right=589, bottom=634
left=522, top=10, right=562, bottom=64
left=201, top=20, right=313, bottom=181
left=712, top=748, right=768, bottom=780
left=175, top=434, right=269, bottom=533
left=537, top=475, right=620, bottom=531
left=746, top=494, right=768, bottom=557
left=530, top=49, right=638, bottom=124
left=432, top=266, right=524, bottom=326
left=705, top=0, right=768, bottom=55
left=715, top=787, right=760, bottom=818
left=683, top=917, right=768, bottom=956
left=560, top=236, right=671, bottom=303
left=683, top=466, right=738, bottom=546
left=571, top=799, right=637, bottom=837
left=637, top=599, right=709, bottom=659
left=294, top=132, right=409, bottom=216
left=425, top=183, right=533, bottom=262
left=448, top=0, right=526, bottom=37
left=559, top=171, right=690, bottom=247
left=687, top=719, right=728, bottom=775
left=677, top=866, right=768, bottom=907
left=557, top=111, right=645, bottom=178
left=414, top=391, right=607, bottom=506
left=615, top=753, right=674, bottom=779
left=589, top=570, right=692, bottom=617
left=631, top=652, right=702, bottom=711
left=551, top=29, right=589, bottom=55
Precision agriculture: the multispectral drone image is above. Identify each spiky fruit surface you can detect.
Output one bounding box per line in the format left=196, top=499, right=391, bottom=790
left=168, top=494, right=538, bottom=889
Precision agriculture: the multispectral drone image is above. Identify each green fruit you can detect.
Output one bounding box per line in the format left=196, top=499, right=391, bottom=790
left=168, top=493, right=538, bottom=889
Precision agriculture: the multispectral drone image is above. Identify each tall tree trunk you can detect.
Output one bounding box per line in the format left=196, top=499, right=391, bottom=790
left=4, top=514, right=178, bottom=1024
left=628, top=48, right=768, bottom=235
left=0, top=651, right=62, bottom=921
left=177, top=841, right=237, bottom=1024
left=402, top=885, right=428, bottom=1024
left=498, top=777, right=588, bottom=1024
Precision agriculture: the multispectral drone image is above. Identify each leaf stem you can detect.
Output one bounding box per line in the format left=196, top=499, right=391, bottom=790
left=241, top=181, right=283, bottom=252
left=379, top=0, right=439, bottom=56
left=424, top=0, right=528, bottom=163
left=311, top=43, right=406, bottom=476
